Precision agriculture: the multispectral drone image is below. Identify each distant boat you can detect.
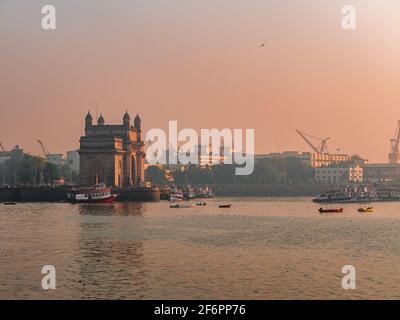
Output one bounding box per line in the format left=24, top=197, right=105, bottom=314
left=219, top=204, right=231, bottom=208
left=170, top=204, right=193, bottom=208
left=196, top=202, right=207, bottom=206
left=195, top=186, right=215, bottom=198
left=358, top=206, right=373, bottom=213
left=4, top=202, right=16, bottom=205
left=318, top=207, right=343, bottom=213
left=183, top=185, right=196, bottom=200
left=67, top=183, right=117, bottom=204
left=170, top=186, right=184, bottom=202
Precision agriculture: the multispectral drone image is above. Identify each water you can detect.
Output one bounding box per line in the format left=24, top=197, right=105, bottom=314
left=1, top=197, right=400, bottom=299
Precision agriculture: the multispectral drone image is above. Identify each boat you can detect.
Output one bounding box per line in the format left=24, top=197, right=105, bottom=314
left=183, top=185, right=196, bottom=200
left=195, top=186, right=215, bottom=198
left=219, top=204, right=231, bottom=208
left=313, top=185, right=400, bottom=203
left=170, top=204, right=193, bottom=208
left=170, top=186, right=184, bottom=202
left=3, top=202, right=16, bottom=205
left=159, top=186, right=171, bottom=200
left=67, top=183, right=117, bottom=204
left=358, top=206, right=373, bottom=213
left=318, top=207, right=343, bottom=213
left=196, top=202, right=207, bottom=206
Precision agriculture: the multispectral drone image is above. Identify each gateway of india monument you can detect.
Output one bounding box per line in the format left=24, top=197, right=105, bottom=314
left=79, top=110, right=147, bottom=189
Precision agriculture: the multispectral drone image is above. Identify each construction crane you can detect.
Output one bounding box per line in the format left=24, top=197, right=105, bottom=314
left=388, top=121, right=400, bottom=163
left=0, top=142, right=6, bottom=152
left=37, top=140, right=49, bottom=157
left=296, top=130, right=330, bottom=154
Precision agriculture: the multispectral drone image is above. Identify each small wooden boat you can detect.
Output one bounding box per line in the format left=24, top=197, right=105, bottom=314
left=4, top=202, right=17, bottom=205
left=319, top=207, right=343, bottom=213
left=358, top=207, right=373, bottom=213
left=196, top=202, right=207, bottom=206
left=170, top=204, right=193, bottom=208
left=219, top=204, right=231, bottom=208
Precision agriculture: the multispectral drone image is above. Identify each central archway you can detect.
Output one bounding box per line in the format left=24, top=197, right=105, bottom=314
left=131, top=155, right=137, bottom=186
left=116, top=160, right=122, bottom=187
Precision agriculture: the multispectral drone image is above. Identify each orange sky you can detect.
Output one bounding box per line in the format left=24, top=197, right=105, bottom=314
left=1, top=0, right=400, bottom=162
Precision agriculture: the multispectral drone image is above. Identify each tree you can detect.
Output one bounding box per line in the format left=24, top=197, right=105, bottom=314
left=43, top=162, right=61, bottom=184
left=145, top=165, right=167, bottom=185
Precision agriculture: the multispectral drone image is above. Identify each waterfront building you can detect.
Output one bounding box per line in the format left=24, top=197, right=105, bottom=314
left=79, top=111, right=145, bottom=187
left=362, top=163, right=400, bottom=181
left=256, top=151, right=366, bottom=168
left=0, top=145, right=23, bottom=165
left=197, top=142, right=228, bottom=167
left=46, top=154, right=63, bottom=166
left=0, top=151, right=10, bottom=165
left=315, top=165, right=363, bottom=184
left=66, top=151, right=80, bottom=174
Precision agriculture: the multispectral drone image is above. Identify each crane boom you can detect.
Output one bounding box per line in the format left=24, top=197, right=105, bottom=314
left=296, top=130, right=330, bottom=154
left=37, top=140, right=49, bottom=157
left=0, top=142, right=5, bottom=152
left=296, top=130, right=320, bottom=154
left=388, top=121, right=400, bottom=163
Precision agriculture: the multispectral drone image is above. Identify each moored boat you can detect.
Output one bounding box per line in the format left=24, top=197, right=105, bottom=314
left=318, top=207, right=343, bottom=213
left=358, top=206, right=373, bottom=213
left=195, top=186, right=215, bottom=198
left=67, top=183, right=117, bottom=204
left=170, top=186, right=184, bottom=202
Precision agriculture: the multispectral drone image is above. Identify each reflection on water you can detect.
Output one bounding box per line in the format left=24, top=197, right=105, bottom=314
left=1, top=198, right=400, bottom=299
left=78, top=202, right=145, bottom=216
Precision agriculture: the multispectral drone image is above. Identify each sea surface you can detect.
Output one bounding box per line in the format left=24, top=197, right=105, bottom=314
left=1, top=197, right=400, bottom=299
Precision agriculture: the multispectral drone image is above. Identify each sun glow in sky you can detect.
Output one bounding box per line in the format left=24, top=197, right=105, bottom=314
left=1, top=0, right=400, bottom=162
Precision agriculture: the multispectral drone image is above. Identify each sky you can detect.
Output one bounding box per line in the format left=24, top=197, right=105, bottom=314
left=1, top=0, right=400, bottom=162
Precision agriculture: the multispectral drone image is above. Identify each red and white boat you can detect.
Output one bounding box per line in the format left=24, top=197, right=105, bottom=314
left=67, top=183, right=117, bottom=204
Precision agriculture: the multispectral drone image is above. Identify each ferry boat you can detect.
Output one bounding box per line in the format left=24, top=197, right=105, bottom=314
left=313, top=186, right=378, bottom=203
left=67, top=183, right=117, bottom=204
left=313, top=186, right=400, bottom=203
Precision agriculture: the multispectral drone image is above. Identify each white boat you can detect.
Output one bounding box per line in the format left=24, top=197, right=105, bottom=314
left=170, top=186, right=184, bottom=202
left=67, top=183, right=117, bottom=204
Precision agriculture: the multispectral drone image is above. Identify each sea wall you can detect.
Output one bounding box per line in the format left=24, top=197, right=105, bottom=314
left=19, top=188, right=70, bottom=202
left=0, top=187, right=70, bottom=202
left=113, top=187, right=160, bottom=202
left=0, top=188, right=20, bottom=202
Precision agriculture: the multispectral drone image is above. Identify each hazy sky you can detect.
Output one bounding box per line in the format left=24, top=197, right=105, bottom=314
left=1, top=0, right=400, bottom=162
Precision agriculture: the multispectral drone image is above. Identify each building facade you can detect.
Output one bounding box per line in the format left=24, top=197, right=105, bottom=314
left=66, top=151, right=80, bottom=174
left=79, top=111, right=145, bottom=187
left=315, top=165, right=363, bottom=184
left=46, top=154, right=63, bottom=166
left=363, top=163, right=400, bottom=181
left=256, top=151, right=367, bottom=168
